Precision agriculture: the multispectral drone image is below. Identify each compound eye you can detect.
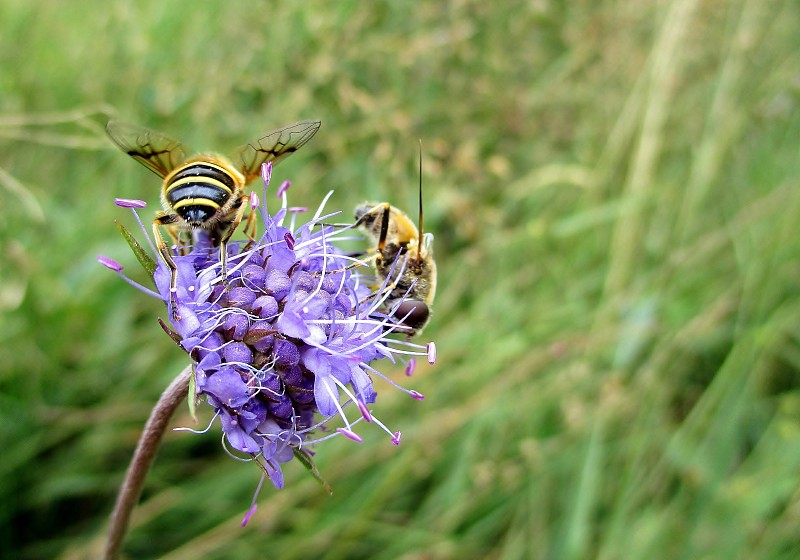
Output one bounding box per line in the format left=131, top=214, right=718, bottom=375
left=394, top=299, right=430, bottom=330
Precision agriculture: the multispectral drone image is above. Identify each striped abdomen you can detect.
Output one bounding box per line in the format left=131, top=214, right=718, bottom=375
left=163, top=161, right=239, bottom=226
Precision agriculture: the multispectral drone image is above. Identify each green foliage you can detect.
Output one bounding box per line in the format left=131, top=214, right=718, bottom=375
left=115, top=221, right=157, bottom=278
left=1, top=0, right=799, bottom=558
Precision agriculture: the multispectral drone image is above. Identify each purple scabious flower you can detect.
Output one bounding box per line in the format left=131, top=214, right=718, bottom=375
left=100, top=163, right=435, bottom=518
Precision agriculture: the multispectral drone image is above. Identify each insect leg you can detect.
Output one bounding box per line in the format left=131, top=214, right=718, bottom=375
left=243, top=206, right=258, bottom=242
left=153, top=213, right=181, bottom=319
left=240, top=204, right=260, bottom=251
left=218, top=194, right=250, bottom=287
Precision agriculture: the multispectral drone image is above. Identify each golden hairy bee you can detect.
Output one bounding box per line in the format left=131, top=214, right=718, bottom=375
left=106, top=118, right=321, bottom=308
left=354, top=146, right=436, bottom=335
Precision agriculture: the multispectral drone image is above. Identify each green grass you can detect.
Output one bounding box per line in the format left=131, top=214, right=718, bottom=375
left=2, top=0, right=800, bottom=558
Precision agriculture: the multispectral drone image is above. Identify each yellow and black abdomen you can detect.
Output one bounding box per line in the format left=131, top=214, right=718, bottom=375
left=163, top=161, right=239, bottom=227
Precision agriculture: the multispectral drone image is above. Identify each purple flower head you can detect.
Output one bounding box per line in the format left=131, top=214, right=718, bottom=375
left=102, top=163, right=436, bottom=521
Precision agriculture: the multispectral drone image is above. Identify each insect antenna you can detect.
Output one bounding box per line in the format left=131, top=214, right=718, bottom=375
left=416, top=139, right=424, bottom=267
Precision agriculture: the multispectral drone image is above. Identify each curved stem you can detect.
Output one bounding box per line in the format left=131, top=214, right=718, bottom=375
left=103, top=365, right=192, bottom=560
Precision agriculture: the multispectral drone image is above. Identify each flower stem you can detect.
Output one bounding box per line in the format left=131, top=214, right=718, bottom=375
left=103, top=365, right=192, bottom=559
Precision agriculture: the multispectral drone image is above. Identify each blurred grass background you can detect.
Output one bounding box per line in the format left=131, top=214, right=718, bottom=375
left=1, top=0, right=799, bottom=558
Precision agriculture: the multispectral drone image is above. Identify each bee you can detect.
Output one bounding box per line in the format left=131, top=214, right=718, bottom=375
left=106, top=118, right=321, bottom=312
left=354, top=144, right=436, bottom=335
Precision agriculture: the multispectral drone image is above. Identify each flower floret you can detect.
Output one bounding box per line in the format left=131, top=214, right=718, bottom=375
left=102, top=163, right=435, bottom=519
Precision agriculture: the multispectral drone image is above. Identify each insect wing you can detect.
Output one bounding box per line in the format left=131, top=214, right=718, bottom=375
left=233, top=120, right=321, bottom=184
left=105, top=120, right=191, bottom=178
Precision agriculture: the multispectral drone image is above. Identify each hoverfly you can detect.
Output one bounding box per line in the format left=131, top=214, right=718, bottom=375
left=354, top=143, right=436, bottom=335
left=106, top=118, right=321, bottom=313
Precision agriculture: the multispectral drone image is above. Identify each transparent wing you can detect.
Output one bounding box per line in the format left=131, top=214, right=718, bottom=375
left=232, top=120, right=321, bottom=184
left=105, top=120, right=191, bottom=178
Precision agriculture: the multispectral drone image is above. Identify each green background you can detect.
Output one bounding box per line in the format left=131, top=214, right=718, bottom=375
left=2, top=0, right=800, bottom=558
